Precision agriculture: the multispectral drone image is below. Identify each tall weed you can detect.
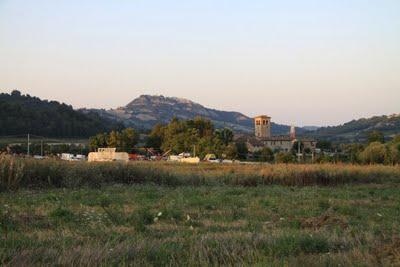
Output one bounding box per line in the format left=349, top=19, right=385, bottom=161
left=1, top=155, right=399, bottom=190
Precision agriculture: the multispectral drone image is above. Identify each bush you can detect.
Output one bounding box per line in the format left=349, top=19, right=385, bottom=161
left=0, top=206, right=17, bottom=235
left=269, top=234, right=330, bottom=257
left=49, top=207, right=75, bottom=223
left=130, top=208, right=154, bottom=232
left=275, top=152, right=296, bottom=163
left=386, top=139, right=400, bottom=165
left=160, top=207, right=183, bottom=222
left=359, top=142, right=387, bottom=164
left=254, top=147, right=274, bottom=162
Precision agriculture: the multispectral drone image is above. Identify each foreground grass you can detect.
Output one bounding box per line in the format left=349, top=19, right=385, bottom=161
left=1, top=184, right=400, bottom=266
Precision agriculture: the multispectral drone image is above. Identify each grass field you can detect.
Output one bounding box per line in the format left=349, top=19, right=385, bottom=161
left=1, top=157, right=400, bottom=266
left=1, top=184, right=400, bottom=266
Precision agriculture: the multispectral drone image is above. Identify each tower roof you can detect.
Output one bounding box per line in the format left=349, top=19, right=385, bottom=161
left=254, top=115, right=271, bottom=119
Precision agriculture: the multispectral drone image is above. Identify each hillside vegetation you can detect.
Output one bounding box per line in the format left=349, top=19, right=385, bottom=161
left=307, top=114, right=400, bottom=142
left=0, top=91, right=122, bottom=138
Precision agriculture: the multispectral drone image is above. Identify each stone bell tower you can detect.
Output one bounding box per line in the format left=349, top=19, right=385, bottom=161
left=254, top=115, right=271, bottom=139
left=290, top=125, right=296, bottom=140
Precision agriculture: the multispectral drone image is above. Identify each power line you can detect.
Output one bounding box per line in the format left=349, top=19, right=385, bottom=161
left=27, top=133, right=30, bottom=156
left=0, top=134, right=29, bottom=138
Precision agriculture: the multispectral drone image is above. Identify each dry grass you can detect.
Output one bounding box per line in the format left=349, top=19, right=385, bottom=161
left=1, top=155, right=400, bottom=191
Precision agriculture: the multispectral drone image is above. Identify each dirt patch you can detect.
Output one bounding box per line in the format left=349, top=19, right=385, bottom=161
left=371, top=236, right=400, bottom=266
left=15, top=213, right=52, bottom=229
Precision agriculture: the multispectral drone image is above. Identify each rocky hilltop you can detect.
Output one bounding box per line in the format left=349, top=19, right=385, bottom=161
left=88, top=95, right=301, bottom=134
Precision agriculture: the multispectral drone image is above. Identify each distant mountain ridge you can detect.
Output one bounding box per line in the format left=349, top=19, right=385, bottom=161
left=85, top=95, right=307, bottom=135
left=304, top=114, right=400, bottom=142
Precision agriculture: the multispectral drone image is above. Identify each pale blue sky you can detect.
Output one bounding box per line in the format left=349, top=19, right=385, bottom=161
left=0, top=0, right=399, bottom=126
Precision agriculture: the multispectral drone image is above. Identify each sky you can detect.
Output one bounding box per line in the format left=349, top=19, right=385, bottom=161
left=0, top=0, right=399, bottom=126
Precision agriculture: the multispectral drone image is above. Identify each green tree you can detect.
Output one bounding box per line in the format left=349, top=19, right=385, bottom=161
left=120, top=128, right=138, bottom=153
left=0, top=91, right=122, bottom=138
left=235, top=141, right=248, bottom=160
left=161, top=119, right=194, bottom=154
left=89, top=128, right=139, bottom=153
left=291, top=141, right=304, bottom=155
left=341, top=143, right=364, bottom=163
left=160, top=117, right=218, bottom=156
left=145, top=124, right=165, bottom=150
left=107, top=130, right=121, bottom=150
left=223, top=142, right=238, bottom=159
left=255, top=147, right=274, bottom=162
left=315, top=154, right=334, bottom=163
left=197, top=135, right=218, bottom=158
left=186, top=117, right=214, bottom=137
left=386, top=143, right=400, bottom=165
left=316, top=140, right=332, bottom=151
left=275, top=152, right=295, bottom=163
left=89, top=133, right=108, bottom=151
left=368, top=131, right=384, bottom=144
left=391, top=135, right=400, bottom=144
left=359, top=142, right=387, bottom=164
left=215, top=128, right=234, bottom=146
left=385, top=135, right=400, bottom=165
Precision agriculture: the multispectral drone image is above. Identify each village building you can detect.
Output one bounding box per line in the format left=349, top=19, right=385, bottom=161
left=246, top=115, right=317, bottom=153
left=88, top=148, right=129, bottom=162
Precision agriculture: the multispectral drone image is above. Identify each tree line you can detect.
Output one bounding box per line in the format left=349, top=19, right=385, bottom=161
left=88, top=119, right=400, bottom=164
left=315, top=131, right=400, bottom=164
left=0, top=90, right=123, bottom=137
left=89, top=128, right=139, bottom=153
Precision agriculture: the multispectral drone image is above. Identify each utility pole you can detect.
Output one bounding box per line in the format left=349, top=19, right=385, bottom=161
left=193, top=145, right=196, bottom=157
left=41, top=139, right=44, bottom=156
left=297, top=139, right=301, bottom=163
left=27, top=133, right=30, bottom=156
left=311, top=149, right=314, bottom=163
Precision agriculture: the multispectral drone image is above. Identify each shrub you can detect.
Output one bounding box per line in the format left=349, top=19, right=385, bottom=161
left=0, top=206, right=17, bottom=235
left=386, top=142, right=400, bottom=165
left=49, top=207, right=75, bottom=223
left=318, top=200, right=330, bottom=210
left=254, top=147, right=274, bottom=162
left=275, top=152, right=296, bottom=164
left=160, top=207, right=183, bottom=222
left=130, top=208, right=154, bottom=232
left=269, top=234, right=330, bottom=257
left=359, top=142, right=387, bottom=164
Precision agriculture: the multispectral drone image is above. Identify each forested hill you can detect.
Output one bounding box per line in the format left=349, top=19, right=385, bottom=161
left=305, top=114, right=400, bottom=142
left=0, top=91, right=123, bottom=138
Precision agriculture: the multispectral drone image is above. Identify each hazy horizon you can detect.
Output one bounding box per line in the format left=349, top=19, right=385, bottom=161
left=1, top=1, right=399, bottom=127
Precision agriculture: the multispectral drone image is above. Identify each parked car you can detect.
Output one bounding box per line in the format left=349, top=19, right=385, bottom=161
left=204, top=154, right=220, bottom=163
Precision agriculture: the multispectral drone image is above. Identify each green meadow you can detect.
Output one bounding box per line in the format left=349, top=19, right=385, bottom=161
left=2, top=184, right=400, bottom=266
